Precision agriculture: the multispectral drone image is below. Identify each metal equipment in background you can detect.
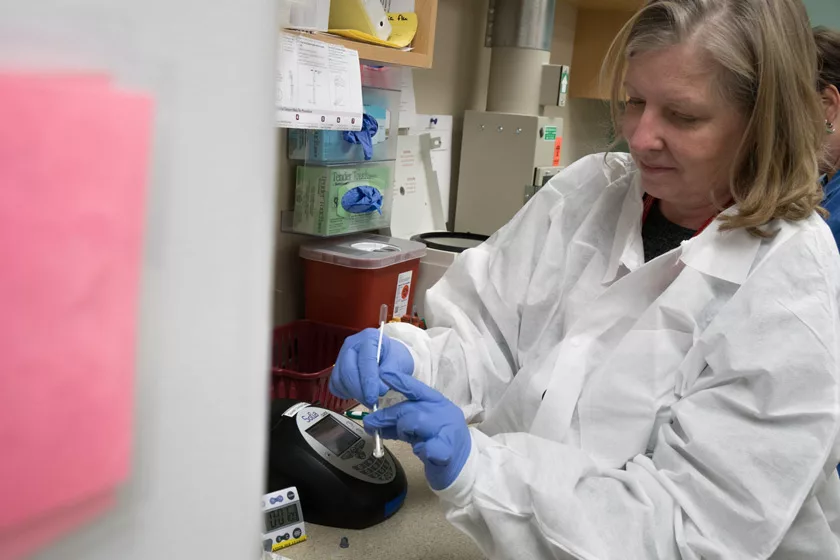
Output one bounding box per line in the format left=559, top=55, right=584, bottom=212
left=455, top=0, right=569, bottom=236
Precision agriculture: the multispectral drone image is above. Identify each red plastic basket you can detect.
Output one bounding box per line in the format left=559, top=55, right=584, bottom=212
left=271, top=320, right=359, bottom=413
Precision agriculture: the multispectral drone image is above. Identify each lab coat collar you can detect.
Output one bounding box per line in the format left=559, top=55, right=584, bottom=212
left=602, top=174, right=645, bottom=284
left=678, top=207, right=761, bottom=285
left=602, top=175, right=762, bottom=286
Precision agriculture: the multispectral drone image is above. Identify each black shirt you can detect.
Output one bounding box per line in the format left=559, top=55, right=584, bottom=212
left=642, top=200, right=697, bottom=262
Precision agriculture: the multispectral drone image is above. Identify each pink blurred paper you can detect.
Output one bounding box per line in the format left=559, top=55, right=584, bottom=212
left=0, top=491, right=116, bottom=560
left=0, top=73, right=111, bottom=86
left=0, top=75, right=152, bottom=552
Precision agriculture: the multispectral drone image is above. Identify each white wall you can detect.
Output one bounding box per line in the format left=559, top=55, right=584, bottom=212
left=805, top=0, right=840, bottom=28
left=557, top=98, right=614, bottom=164
left=0, top=1, right=277, bottom=558
left=411, top=0, right=488, bottom=228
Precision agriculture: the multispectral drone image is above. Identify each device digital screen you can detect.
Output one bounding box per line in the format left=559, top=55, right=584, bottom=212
left=264, top=503, right=301, bottom=532
left=305, top=415, right=360, bottom=456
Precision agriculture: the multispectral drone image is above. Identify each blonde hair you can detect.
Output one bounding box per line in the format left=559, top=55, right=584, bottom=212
left=604, top=0, right=824, bottom=234
left=815, top=26, right=840, bottom=94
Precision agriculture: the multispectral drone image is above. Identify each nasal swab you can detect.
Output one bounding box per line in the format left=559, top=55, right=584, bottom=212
left=372, top=304, right=388, bottom=459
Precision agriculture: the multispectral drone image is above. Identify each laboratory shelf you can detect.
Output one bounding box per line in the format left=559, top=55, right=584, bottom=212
left=288, top=0, right=438, bottom=69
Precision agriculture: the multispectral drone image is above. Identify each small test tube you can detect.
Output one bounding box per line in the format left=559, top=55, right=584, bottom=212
left=372, top=304, right=388, bottom=459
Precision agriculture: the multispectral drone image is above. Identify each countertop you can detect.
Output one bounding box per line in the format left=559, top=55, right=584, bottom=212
left=284, top=430, right=483, bottom=560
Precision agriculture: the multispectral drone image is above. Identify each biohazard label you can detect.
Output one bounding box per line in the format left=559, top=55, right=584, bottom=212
left=393, top=271, right=413, bottom=318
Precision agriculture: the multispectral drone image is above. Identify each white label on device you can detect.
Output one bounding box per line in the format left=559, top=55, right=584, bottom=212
left=393, top=270, right=413, bottom=318
left=282, top=402, right=311, bottom=418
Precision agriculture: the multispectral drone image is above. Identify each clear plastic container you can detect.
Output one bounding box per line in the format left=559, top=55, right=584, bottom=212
left=279, top=0, right=331, bottom=31
left=300, top=234, right=427, bottom=330
left=293, top=160, right=396, bottom=237
left=361, top=65, right=403, bottom=91
left=288, top=87, right=400, bottom=163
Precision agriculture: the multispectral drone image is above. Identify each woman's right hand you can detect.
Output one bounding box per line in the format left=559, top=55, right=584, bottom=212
left=329, top=329, right=415, bottom=408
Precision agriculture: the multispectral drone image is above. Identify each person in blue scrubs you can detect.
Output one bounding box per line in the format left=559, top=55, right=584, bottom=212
left=816, top=28, right=840, bottom=479
left=816, top=27, right=840, bottom=245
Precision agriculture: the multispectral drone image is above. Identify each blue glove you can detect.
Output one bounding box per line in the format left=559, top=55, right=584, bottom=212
left=329, top=329, right=414, bottom=408
left=341, top=185, right=383, bottom=215
left=365, top=370, right=471, bottom=491
left=342, top=113, right=379, bottom=160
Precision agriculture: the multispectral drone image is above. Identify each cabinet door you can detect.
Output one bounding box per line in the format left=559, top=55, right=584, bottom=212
left=569, top=9, right=635, bottom=100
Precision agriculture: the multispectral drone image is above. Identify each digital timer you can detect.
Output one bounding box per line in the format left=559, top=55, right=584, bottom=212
left=261, top=486, right=306, bottom=553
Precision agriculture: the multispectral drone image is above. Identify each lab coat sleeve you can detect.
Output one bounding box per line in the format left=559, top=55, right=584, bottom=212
left=432, top=232, right=840, bottom=560
left=384, top=153, right=634, bottom=423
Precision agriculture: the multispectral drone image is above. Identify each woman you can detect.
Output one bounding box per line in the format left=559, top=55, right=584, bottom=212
left=817, top=26, right=840, bottom=246
left=331, top=1, right=840, bottom=558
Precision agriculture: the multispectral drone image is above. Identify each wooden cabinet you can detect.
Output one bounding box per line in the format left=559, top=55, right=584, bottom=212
left=293, top=0, right=439, bottom=69
left=569, top=7, right=636, bottom=100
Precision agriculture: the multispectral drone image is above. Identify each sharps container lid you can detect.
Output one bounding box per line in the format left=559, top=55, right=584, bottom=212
left=299, top=234, right=427, bottom=270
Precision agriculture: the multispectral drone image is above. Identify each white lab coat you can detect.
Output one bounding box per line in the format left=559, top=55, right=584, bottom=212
left=384, top=153, right=840, bottom=559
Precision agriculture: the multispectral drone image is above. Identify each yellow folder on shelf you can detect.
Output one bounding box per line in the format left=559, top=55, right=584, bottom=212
left=329, top=0, right=393, bottom=41
left=329, top=12, right=418, bottom=49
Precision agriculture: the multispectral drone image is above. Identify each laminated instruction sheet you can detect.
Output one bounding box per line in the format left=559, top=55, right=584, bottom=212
left=277, top=32, right=364, bottom=131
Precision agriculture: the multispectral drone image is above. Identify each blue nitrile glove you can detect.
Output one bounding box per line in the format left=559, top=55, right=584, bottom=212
left=341, top=185, right=383, bottom=214
left=342, top=113, right=379, bottom=160
left=329, top=329, right=414, bottom=408
left=365, top=370, right=471, bottom=491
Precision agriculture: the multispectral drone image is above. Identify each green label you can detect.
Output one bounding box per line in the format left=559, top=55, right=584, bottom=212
left=544, top=126, right=557, bottom=141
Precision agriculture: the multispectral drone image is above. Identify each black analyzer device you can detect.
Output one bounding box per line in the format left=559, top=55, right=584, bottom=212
left=266, top=399, right=408, bottom=530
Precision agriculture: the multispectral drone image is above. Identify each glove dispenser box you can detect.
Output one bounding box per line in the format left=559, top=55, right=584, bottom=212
left=292, top=160, right=396, bottom=237
left=290, top=85, right=399, bottom=237
left=287, top=87, right=399, bottom=164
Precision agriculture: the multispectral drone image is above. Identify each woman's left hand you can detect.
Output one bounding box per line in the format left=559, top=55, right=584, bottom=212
left=364, top=370, right=471, bottom=491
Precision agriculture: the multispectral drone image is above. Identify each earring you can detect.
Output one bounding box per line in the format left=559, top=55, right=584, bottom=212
left=827, top=120, right=836, bottom=134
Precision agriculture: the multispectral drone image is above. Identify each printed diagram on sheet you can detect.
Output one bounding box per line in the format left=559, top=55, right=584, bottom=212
left=277, top=32, right=363, bottom=130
